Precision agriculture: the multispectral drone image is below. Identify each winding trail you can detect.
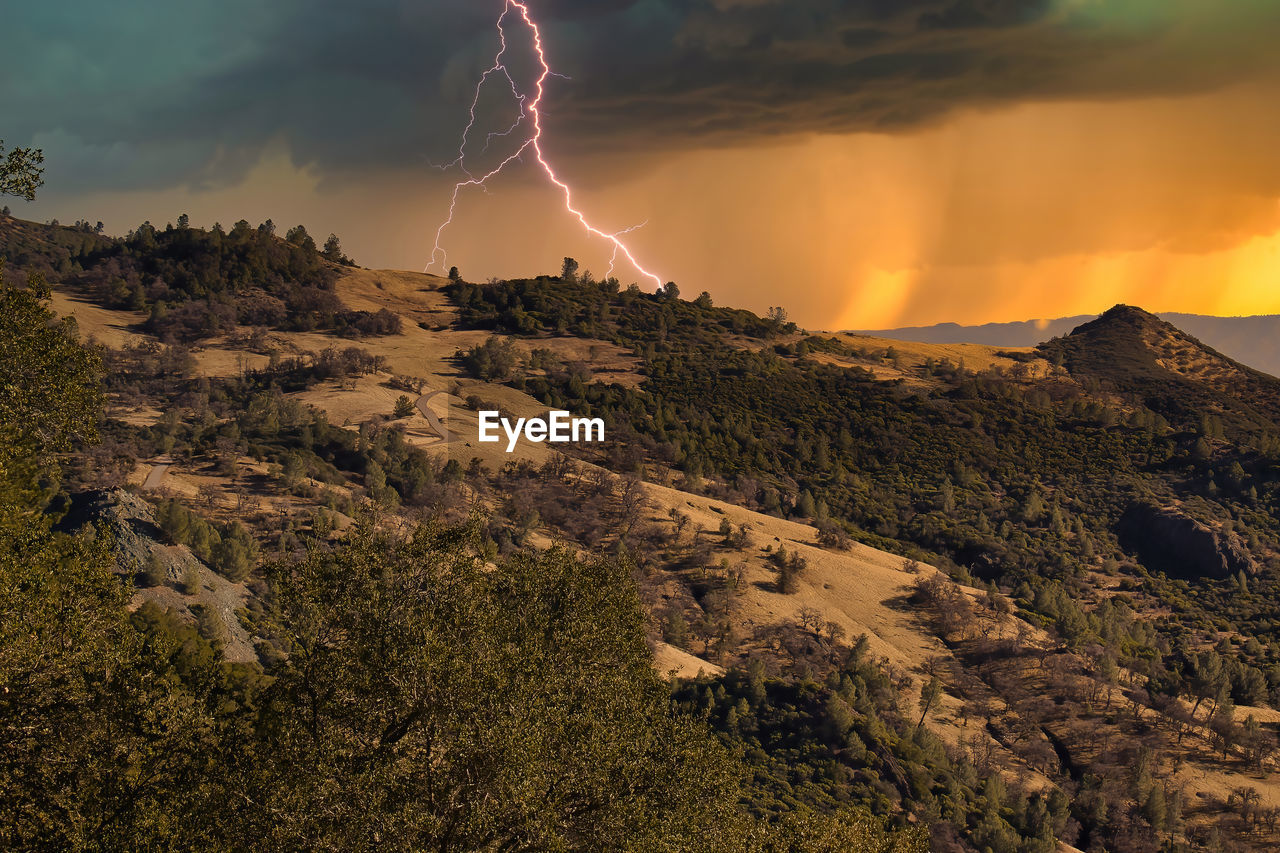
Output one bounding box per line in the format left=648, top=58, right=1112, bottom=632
left=415, top=391, right=453, bottom=443
left=142, top=462, right=171, bottom=490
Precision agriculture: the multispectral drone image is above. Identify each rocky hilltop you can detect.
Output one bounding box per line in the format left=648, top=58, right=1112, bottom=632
left=57, top=489, right=258, bottom=662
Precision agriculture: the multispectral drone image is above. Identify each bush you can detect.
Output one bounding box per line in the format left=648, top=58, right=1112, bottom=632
left=774, top=547, right=808, bottom=594
left=460, top=337, right=519, bottom=382
left=139, top=551, right=168, bottom=587
left=336, top=308, right=402, bottom=337
left=816, top=519, right=852, bottom=551
left=189, top=604, right=226, bottom=646
left=180, top=565, right=202, bottom=595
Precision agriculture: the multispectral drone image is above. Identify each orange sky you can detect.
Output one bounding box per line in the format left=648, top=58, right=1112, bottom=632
left=54, top=80, right=1280, bottom=331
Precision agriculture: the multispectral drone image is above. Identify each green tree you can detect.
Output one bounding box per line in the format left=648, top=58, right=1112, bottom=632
left=393, top=394, right=415, bottom=419
left=775, top=548, right=806, bottom=595
left=0, top=524, right=231, bottom=849
left=250, top=525, right=752, bottom=849
left=1189, top=649, right=1225, bottom=719
left=759, top=806, right=928, bottom=853
left=180, top=565, right=202, bottom=595
left=0, top=140, right=44, bottom=200
left=285, top=224, right=314, bottom=250
left=0, top=264, right=103, bottom=511
left=189, top=604, right=226, bottom=647
left=1022, top=490, right=1046, bottom=524
left=140, top=550, right=168, bottom=588
left=0, top=232, right=243, bottom=846
left=664, top=610, right=690, bottom=647
left=461, top=336, right=519, bottom=381
left=212, top=534, right=254, bottom=582
left=322, top=233, right=346, bottom=263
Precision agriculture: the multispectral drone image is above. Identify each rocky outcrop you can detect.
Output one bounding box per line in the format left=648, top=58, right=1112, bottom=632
left=1116, top=502, right=1258, bottom=581
left=56, top=489, right=260, bottom=663
left=58, top=489, right=187, bottom=577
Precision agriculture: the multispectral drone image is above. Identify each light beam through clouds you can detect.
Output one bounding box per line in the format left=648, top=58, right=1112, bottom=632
left=427, top=0, right=662, bottom=287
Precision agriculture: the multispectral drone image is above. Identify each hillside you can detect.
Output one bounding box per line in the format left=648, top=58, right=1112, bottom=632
left=7, top=213, right=1280, bottom=850
left=857, top=310, right=1280, bottom=379
left=1039, top=305, right=1280, bottom=439
left=40, top=244, right=973, bottom=677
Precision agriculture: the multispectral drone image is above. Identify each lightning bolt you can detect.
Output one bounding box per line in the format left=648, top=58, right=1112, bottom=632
left=427, top=1, right=662, bottom=288
left=606, top=220, right=647, bottom=280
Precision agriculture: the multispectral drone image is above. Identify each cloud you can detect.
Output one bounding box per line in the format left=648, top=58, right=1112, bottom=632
left=554, top=0, right=1280, bottom=149
left=5, top=0, right=1280, bottom=192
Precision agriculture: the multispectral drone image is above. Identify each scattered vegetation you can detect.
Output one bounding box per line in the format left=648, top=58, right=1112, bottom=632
left=0, top=259, right=930, bottom=850
left=0, top=216, right=394, bottom=342
left=8, top=201, right=1280, bottom=849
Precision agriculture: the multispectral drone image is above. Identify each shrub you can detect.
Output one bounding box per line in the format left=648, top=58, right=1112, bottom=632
left=180, top=565, right=202, bottom=595
left=460, top=337, right=519, bottom=382
left=140, top=551, right=168, bottom=587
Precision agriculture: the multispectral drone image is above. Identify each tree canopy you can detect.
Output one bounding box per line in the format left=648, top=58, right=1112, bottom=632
left=0, top=141, right=43, bottom=201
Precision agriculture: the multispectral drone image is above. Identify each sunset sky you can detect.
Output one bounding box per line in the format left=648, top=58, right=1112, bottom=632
left=6, top=0, right=1280, bottom=329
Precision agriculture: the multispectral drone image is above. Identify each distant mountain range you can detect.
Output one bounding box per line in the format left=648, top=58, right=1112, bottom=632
left=854, top=312, right=1280, bottom=378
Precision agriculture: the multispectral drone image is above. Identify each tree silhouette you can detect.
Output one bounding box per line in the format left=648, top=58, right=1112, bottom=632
left=0, top=140, right=43, bottom=200
left=560, top=256, right=579, bottom=282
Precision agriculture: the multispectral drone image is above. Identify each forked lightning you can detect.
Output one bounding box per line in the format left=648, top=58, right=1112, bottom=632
left=427, top=1, right=662, bottom=287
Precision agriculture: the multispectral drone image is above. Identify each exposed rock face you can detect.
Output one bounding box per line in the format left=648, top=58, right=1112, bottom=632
left=59, top=489, right=187, bottom=578
left=56, top=489, right=260, bottom=663
left=1117, top=503, right=1258, bottom=581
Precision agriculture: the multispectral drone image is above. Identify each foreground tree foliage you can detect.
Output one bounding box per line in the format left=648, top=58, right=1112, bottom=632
left=237, top=524, right=921, bottom=851
left=0, top=140, right=43, bottom=201
left=1, top=518, right=925, bottom=850
left=0, top=263, right=102, bottom=510
left=0, top=518, right=250, bottom=849
left=0, top=270, right=238, bottom=847
left=249, top=525, right=752, bottom=851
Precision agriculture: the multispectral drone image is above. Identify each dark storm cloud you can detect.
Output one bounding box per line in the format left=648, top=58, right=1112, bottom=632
left=555, top=0, right=1279, bottom=145
left=5, top=0, right=1279, bottom=192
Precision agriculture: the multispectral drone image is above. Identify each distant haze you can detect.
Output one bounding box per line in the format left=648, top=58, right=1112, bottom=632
left=854, top=313, right=1280, bottom=379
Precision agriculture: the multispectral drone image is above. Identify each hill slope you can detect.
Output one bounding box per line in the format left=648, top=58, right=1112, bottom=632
left=858, top=310, right=1280, bottom=378
left=1040, top=304, right=1280, bottom=438
left=9, top=214, right=1280, bottom=850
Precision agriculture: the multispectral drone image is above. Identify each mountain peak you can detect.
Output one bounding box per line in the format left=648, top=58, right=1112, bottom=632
left=1045, top=304, right=1191, bottom=376
left=1097, top=303, right=1157, bottom=320
left=1040, top=303, right=1280, bottom=434
left=1076, top=304, right=1167, bottom=336
left=1046, top=303, right=1236, bottom=377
